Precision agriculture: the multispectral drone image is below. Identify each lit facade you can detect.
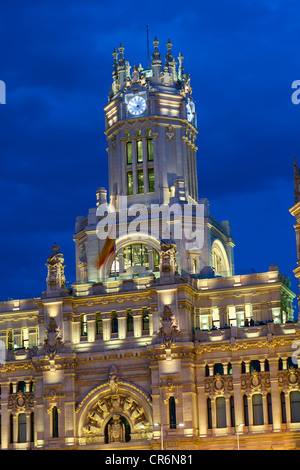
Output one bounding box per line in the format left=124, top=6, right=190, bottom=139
left=0, top=38, right=299, bottom=450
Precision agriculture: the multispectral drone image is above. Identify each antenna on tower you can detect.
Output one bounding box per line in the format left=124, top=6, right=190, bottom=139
left=146, top=25, right=150, bottom=69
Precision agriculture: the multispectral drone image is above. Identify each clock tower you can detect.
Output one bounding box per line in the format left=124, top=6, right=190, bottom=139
left=74, top=38, right=234, bottom=283
left=104, top=38, right=198, bottom=210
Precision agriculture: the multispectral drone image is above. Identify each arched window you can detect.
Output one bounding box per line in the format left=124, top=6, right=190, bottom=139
left=290, top=391, right=300, bottom=423
left=252, top=393, right=264, bottom=425
left=205, top=364, right=210, bottom=377
left=281, top=392, right=287, bottom=423
left=216, top=397, right=226, bottom=428
left=111, top=311, right=118, bottom=334
left=126, top=310, right=134, bottom=332
left=52, top=406, right=59, bottom=438
left=228, top=362, right=233, bottom=375
left=241, top=361, right=246, bottom=374
left=126, top=134, right=132, bottom=165
left=207, top=397, right=212, bottom=429
left=169, top=396, right=176, bottom=429
left=265, top=359, right=270, bottom=372
left=267, top=393, right=273, bottom=425
left=278, top=358, right=283, bottom=370
left=211, top=240, right=230, bottom=277
left=18, top=413, right=26, bottom=443
left=111, top=244, right=160, bottom=275
left=104, top=415, right=131, bottom=443
left=9, top=414, right=13, bottom=444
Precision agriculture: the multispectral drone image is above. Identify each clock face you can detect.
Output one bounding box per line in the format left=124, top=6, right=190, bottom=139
left=127, top=96, right=146, bottom=116
left=186, top=103, right=193, bottom=122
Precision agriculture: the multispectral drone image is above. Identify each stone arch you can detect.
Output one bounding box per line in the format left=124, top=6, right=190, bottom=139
left=100, top=234, right=161, bottom=279
left=76, top=380, right=153, bottom=444
left=211, top=238, right=230, bottom=276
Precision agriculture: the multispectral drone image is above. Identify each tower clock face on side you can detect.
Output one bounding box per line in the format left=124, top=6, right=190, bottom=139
left=186, top=98, right=195, bottom=123
left=127, top=96, right=146, bottom=116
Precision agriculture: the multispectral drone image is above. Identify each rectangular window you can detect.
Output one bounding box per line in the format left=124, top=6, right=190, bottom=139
left=126, top=141, right=132, bottom=164
left=137, top=170, right=144, bottom=194
left=127, top=171, right=133, bottom=195
left=148, top=168, right=155, bottom=193
left=81, top=314, right=87, bottom=336
left=96, top=313, right=103, bottom=335
left=137, top=140, right=143, bottom=163
left=147, top=138, right=153, bottom=161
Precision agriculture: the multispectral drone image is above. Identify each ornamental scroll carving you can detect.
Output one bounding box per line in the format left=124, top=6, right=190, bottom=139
left=240, top=372, right=270, bottom=393
left=204, top=374, right=233, bottom=395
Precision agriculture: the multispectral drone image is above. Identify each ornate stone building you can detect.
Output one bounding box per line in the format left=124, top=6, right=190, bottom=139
left=0, top=39, right=299, bottom=450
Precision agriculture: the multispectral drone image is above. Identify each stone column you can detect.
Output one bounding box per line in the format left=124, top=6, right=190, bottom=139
left=102, top=315, right=111, bottom=341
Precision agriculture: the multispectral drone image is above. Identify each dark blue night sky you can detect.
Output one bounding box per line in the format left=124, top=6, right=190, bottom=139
left=0, top=1, right=299, bottom=315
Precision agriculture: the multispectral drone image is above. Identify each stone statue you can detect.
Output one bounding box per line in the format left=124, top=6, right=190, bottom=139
left=157, top=305, right=180, bottom=349
left=43, top=316, right=63, bottom=359
left=108, top=414, right=125, bottom=443
left=46, top=243, right=66, bottom=291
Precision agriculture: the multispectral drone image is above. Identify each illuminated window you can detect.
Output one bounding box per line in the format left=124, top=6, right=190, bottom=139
left=126, top=136, right=132, bottom=165
left=81, top=314, right=87, bottom=337
left=228, top=306, right=236, bottom=327
left=212, top=308, right=220, bottom=328
left=137, top=169, right=144, bottom=194
left=7, top=329, right=13, bottom=350
left=137, top=140, right=143, bottom=163
left=126, top=310, right=134, bottom=332
left=252, top=394, right=264, bottom=425
left=147, top=132, right=153, bottom=161
left=18, top=413, right=26, bottom=443
left=127, top=171, right=133, bottom=195
left=111, top=311, right=118, bottom=334
left=142, top=308, right=150, bottom=331
left=216, top=397, right=226, bottom=428
left=148, top=168, right=155, bottom=193
left=111, top=244, right=160, bottom=275
left=290, top=391, right=300, bottom=423
left=96, top=313, right=103, bottom=335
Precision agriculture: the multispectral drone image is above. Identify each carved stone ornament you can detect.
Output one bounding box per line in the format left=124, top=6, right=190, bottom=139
left=8, top=391, right=34, bottom=412
left=159, top=239, right=178, bottom=275
left=82, top=367, right=151, bottom=440
left=157, top=305, right=180, bottom=349
left=165, top=125, right=175, bottom=143
left=43, top=316, right=64, bottom=359
left=46, top=243, right=66, bottom=290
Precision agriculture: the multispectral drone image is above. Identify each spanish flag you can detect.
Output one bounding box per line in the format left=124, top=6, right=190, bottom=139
left=94, top=227, right=115, bottom=270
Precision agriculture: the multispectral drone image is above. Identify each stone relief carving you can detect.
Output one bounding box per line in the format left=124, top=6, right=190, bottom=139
left=157, top=305, right=180, bottom=349
left=46, top=243, right=66, bottom=290
left=82, top=367, right=151, bottom=440
left=43, top=316, right=64, bottom=359
left=159, top=239, right=178, bottom=275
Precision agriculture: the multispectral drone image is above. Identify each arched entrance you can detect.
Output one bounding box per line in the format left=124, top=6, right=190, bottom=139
left=76, top=374, right=153, bottom=447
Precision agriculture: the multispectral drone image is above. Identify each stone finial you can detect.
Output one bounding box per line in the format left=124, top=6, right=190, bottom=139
left=46, top=243, right=66, bottom=292
left=294, top=157, right=300, bottom=203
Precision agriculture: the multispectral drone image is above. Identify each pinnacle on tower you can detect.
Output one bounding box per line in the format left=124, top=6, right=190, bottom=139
left=165, top=39, right=173, bottom=67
